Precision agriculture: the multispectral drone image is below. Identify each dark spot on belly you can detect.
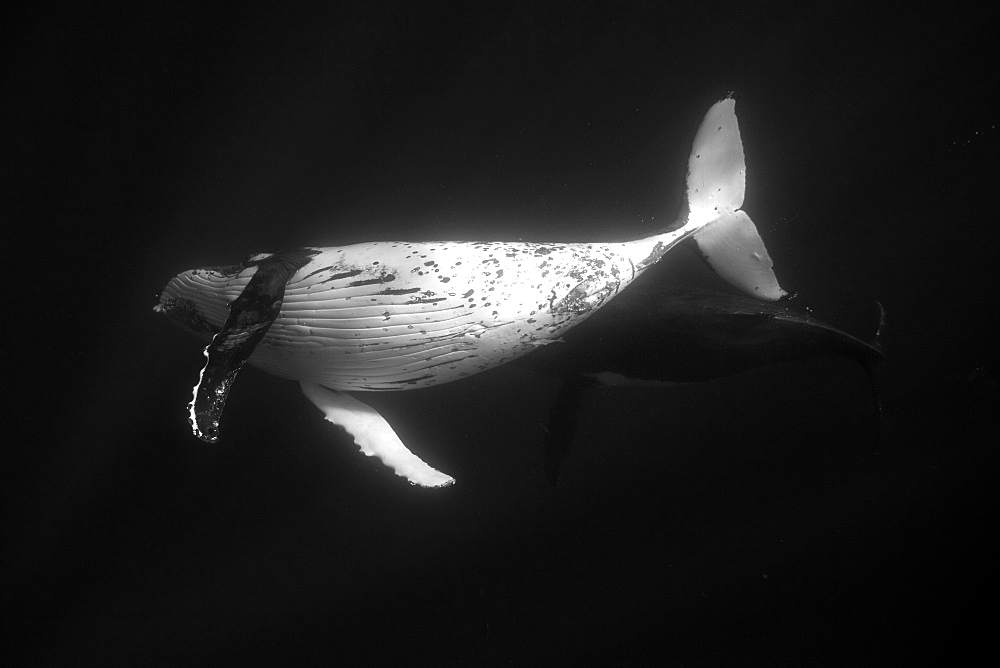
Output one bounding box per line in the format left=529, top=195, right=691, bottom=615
left=303, top=264, right=336, bottom=279
left=322, top=269, right=364, bottom=282
left=388, top=374, right=436, bottom=385
left=349, top=274, right=396, bottom=287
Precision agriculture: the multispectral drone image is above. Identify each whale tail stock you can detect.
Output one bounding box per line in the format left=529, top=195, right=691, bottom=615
left=641, top=97, right=787, bottom=301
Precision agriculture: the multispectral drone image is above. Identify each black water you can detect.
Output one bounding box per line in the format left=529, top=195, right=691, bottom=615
left=5, top=3, right=997, bottom=665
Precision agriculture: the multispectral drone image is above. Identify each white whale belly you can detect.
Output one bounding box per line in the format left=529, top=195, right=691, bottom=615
left=249, top=240, right=637, bottom=389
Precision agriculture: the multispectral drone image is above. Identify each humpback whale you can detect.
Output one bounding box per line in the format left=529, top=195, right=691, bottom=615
left=155, top=97, right=785, bottom=487
left=530, top=283, right=886, bottom=482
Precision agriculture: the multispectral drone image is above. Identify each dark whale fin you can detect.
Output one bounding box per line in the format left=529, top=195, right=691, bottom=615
left=188, top=248, right=319, bottom=442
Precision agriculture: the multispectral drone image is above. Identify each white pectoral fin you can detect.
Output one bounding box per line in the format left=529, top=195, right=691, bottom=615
left=299, top=381, right=455, bottom=488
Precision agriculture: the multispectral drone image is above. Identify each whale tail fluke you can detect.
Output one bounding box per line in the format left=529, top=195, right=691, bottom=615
left=682, top=98, right=787, bottom=301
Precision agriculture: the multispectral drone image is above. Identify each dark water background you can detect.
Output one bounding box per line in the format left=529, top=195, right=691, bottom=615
left=4, top=3, right=997, bottom=665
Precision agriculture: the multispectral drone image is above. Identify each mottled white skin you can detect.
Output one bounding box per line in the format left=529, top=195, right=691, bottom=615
left=161, top=230, right=694, bottom=391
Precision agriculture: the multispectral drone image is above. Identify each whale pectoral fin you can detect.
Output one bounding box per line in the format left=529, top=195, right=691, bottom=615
left=542, top=373, right=596, bottom=486
left=186, top=248, right=320, bottom=442
left=299, top=381, right=456, bottom=488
